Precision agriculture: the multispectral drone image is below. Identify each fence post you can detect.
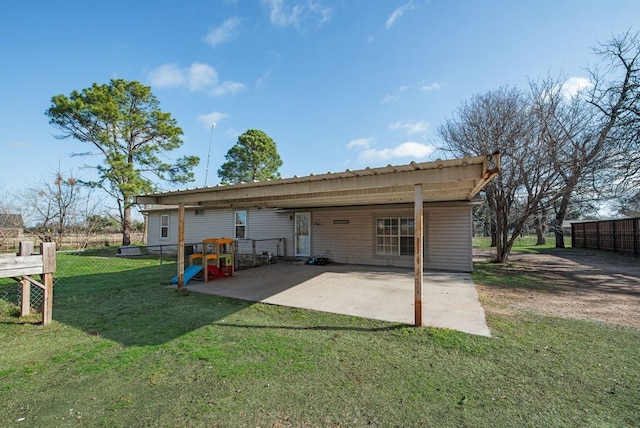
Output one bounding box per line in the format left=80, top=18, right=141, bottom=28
left=252, top=239, right=257, bottom=267
left=20, top=278, right=30, bottom=316
left=633, top=218, right=640, bottom=256
left=41, top=242, right=56, bottom=326
left=18, top=241, right=34, bottom=317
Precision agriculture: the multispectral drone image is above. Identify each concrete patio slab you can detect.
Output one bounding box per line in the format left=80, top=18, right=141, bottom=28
left=181, top=263, right=491, bottom=336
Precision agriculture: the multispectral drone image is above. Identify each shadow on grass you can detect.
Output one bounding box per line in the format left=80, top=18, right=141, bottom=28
left=210, top=322, right=407, bottom=333
left=46, top=264, right=248, bottom=346
left=474, top=248, right=640, bottom=298
left=10, top=263, right=409, bottom=347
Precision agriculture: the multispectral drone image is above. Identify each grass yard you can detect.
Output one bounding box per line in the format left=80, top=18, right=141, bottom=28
left=0, top=248, right=638, bottom=427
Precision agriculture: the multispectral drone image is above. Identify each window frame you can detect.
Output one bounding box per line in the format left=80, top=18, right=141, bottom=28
left=375, top=216, right=415, bottom=256
left=160, top=214, right=169, bottom=239
left=234, top=210, right=247, bottom=239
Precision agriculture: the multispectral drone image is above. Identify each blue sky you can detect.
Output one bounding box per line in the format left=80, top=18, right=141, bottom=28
left=1, top=0, right=638, bottom=194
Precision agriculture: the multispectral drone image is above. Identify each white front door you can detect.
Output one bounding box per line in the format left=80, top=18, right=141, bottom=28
left=295, top=212, right=311, bottom=257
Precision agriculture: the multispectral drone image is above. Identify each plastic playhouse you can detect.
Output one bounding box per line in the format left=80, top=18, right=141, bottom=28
left=190, top=238, right=234, bottom=281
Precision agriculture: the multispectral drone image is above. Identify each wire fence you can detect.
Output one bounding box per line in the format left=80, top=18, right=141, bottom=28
left=0, top=232, right=145, bottom=254
left=0, top=238, right=287, bottom=313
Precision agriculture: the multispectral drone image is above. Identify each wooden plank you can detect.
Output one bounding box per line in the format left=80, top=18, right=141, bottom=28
left=41, top=242, right=56, bottom=273
left=42, top=273, right=53, bottom=325
left=19, top=241, right=33, bottom=256
left=414, top=184, right=424, bottom=327
left=20, top=278, right=30, bottom=316
left=177, top=203, right=185, bottom=290
left=0, top=255, right=43, bottom=278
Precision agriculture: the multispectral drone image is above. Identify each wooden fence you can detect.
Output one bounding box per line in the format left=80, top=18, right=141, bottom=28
left=571, top=217, right=640, bottom=256
left=0, top=242, right=56, bottom=325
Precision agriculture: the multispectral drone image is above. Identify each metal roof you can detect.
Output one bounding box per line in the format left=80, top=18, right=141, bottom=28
left=136, top=154, right=500, bottom=209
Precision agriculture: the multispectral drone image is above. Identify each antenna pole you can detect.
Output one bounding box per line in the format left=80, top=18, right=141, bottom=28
left=204, top=123, right=216, bottom=187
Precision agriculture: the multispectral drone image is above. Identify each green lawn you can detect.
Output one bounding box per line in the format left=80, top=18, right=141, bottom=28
left=0, top=250, right=638, bottom=427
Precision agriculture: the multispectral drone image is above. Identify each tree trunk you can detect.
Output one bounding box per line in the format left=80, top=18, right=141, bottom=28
left=490, top=222, right=497, bottom=247
left=554, top=190, right=573, bottom=249
left=495, top=206, right=510, bottom=263
left=535, top=205, right=546, bottom=245
left=122, top=205, right=131, bottom=246
left=536, top=225, right=545, bottom=245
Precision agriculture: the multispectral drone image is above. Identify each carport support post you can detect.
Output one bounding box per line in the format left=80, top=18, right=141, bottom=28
left=414, top=184, right=424, bottom=326
left=177, top=203, right=185, bottom=290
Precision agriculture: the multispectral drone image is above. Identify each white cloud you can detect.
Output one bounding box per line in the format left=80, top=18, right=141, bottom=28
left=386, top=1, right=416, bottom=29
left=561, top=77, right=593, bottom=99
left=147, top=63, right=186, bottom=88
left=381, top=94, right=399, bottom=103
left=347, top=137, right=372, bottom=149
left=381, top=84, right=413, bottom=103
left=264, top=0, right=332, bottom=29
left=188, top=62, right=219, bottom=91
left=197, top=111, right=229, bottom=128
left=388, top=120, right=430, bottom=136
left=211, top=81, right=246, bottom=96
left=204, top=17, right=241, bottom=47
left=359, top=141, right=435, bottom=163
left=148, top=62, right=245, bottom=96
left=421, top=82, right=441, bottom=92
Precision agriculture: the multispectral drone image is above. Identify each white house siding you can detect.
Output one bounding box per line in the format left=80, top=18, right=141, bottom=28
left=238, top=209, right=292, bottom=256
left=146, top=208, right=293, bottom=255
left=311, top=208, right=374, bottom=265
left=425, top=206, right=473, bottom=272
left=310, top=205, right=473, bottom=272
left=146, top=203, right=474, bottom=272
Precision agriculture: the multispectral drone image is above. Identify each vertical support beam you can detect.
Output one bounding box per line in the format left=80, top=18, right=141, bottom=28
left=20, top=278, right=30, bottom=316
left=42, top=273, right=53, bottom=325
left=41, top=242, right=56, bottom=326
left=41, top=242, right=56, bottom=274
left=19, top=241, right=35, bottom=318
left=177, top=203, right=186, bottom=290
left=414, top=184, right=424, bottom=327
left=19, top=241, right=33, bottom=257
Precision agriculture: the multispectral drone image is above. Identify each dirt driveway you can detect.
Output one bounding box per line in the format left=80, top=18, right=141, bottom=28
left=474, top=249, right=640, bottom=329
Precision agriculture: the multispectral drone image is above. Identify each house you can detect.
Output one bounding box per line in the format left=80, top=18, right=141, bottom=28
left=138, top=154, right=499, bottom=272
left=0, top=213, right=24, bottom=238
left=138, top=154, right=499, bottom=326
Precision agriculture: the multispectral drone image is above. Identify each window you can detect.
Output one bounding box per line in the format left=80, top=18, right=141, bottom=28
left=160, top=215, right=169, bottom=238
left=234, top=210, right=246, bottom=239
left=376, top=217, right=414, bottom=255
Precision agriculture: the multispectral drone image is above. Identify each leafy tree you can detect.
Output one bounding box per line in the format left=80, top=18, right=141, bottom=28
left=85, top=215, right=120, bottom=233
left=46, top=79, right=199, bottom=245
left=217, top=129, right=283, bottom=184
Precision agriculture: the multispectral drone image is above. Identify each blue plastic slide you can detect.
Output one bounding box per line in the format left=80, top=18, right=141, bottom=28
left=171, top=265, right=203, bottom=285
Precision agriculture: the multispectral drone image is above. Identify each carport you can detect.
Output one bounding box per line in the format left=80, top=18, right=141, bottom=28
left=137, top=153, right=500, bottom=327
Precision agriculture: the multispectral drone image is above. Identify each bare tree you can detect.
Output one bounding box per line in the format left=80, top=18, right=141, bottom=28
left=20, top=169, right=84, bottom=248
left=527, top=77, right=601, bottom=248
left=440, top=86, right=560, bottom=262
left=588, top=30, right=640, bottom=216
left=0, top=187, right=24, bottom=251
